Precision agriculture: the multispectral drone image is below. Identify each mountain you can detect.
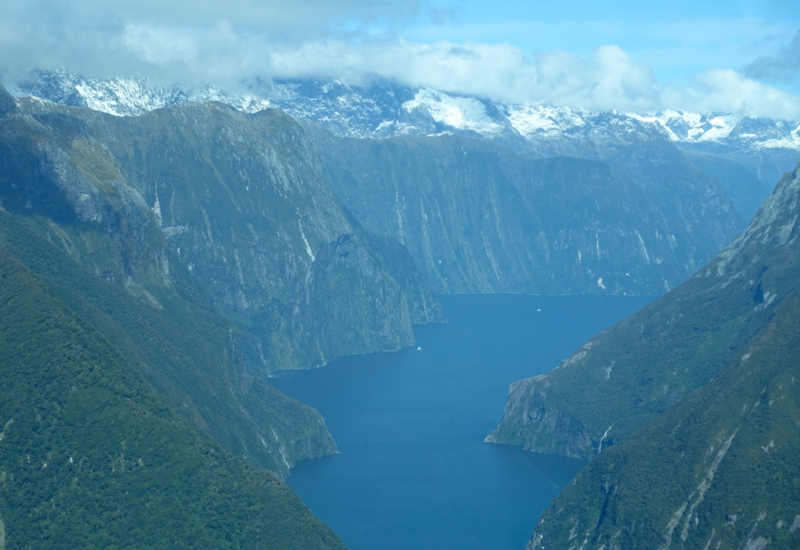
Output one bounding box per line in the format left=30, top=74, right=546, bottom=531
left=0, top=69, right=454, bottom=543
left=12, top=91, right=444, bottom=373
left=1, top=74, right=449, bottom=468
left=12, top=68, right=270, bottom=117
left=489, top=161, right=800, bottom=549
left=12, top=70, right=798, bottom=222
left=0, top=84, right=348, bottom=479
left=306, top=127, right=741, bottom=295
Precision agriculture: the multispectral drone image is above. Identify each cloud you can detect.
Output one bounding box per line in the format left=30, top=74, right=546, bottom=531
left=0, top=0, right=422, bottom=82
left=258, top=39, right=800, bottom=119
left=743, top=28, right=800, bottom=85
left=663, top=68, right=800, bottom=120
left=2, top=1, right=800, bottom=119
left=260, top=39, right=663, bottom=113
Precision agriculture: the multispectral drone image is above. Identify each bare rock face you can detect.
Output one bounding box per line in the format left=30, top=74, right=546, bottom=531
left=309, top=129, right=742, bottom=296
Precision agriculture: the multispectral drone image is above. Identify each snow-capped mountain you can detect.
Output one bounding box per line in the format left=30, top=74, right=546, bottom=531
left=13, top=69, right=800, bottom=154
left=11, top=69, right=270, bottom=117
left=10, top=69, right=800, bottom=218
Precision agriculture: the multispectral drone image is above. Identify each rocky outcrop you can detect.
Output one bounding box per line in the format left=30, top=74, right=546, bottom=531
left=0, top=86, right=16, bottom=116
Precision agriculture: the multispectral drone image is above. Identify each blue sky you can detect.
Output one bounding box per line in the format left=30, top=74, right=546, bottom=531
left=3, top=0, right=800, bottom=117
left=409, top=0, right=800, bottom=91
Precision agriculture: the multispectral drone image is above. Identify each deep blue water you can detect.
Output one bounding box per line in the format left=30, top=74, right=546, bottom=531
left=271, top=294, right=653, bottom=550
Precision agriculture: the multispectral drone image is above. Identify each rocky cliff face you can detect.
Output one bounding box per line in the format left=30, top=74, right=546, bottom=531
left=0, top=86, right=341, bottom=476
left=14, top=70, right=799, bottom=222
left=307, top=127, right=742, bottom=295
left=1, top=85, right=443, bottom=479
left=16, top=95, right=444, bottom=372
left=491, top=161, right=800, bottom=549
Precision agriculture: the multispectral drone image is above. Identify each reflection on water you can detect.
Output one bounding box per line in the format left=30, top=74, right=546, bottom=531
left=272, top=294, right=653, bottom=550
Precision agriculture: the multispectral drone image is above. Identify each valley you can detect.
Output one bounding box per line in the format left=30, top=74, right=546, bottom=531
left=1, top=68, right=799, bottom=550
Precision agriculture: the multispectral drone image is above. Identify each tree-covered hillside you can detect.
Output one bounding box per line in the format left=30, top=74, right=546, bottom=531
left=491, top=161, right=800, bottom=549
left=0, top=246, right=345, bottom=549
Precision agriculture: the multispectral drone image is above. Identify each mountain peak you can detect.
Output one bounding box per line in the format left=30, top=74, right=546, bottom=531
left=0, top=84, right=17, bottom=115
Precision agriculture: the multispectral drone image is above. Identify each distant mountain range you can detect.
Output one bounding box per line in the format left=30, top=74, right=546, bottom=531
left=13, top=69, right=800, bottom=152
left=13, top=69, right=799, bottom=222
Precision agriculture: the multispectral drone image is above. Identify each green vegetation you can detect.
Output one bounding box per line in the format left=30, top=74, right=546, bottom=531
left=0, top=83, right=447, bottom=547
left=0, top=200, right=336, bottom=478
left=529, top=281, right=800, bottom=550
left=487, top=162, right=800, bottom=458
left=492, top=163, right=800, bottom=548
left=15, top=96, right=443, bottom=372
left=0, top=246, right=345, bottom=549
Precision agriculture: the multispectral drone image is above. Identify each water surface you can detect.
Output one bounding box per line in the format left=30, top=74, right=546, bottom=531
left=272, top=294, right=653, bottom=550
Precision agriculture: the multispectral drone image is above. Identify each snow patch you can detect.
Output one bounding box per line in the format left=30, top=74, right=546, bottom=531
left=403, top=89, right=503, bottom=135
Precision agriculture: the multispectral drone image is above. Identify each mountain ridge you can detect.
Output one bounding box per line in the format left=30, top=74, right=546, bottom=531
left=13, top=69, right=795, bottom=223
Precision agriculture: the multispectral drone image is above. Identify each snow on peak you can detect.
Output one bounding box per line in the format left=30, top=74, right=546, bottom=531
left=629, top=110, right=737, bottom=143
left=11, top=70, right=800, bottom=152
left=402, top=89, right=504, bottom=135
left=504, top=104, right=588, bottom=138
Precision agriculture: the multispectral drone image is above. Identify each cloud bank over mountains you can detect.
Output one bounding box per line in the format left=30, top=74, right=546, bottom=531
left=3, top=0, right=800, bottom=119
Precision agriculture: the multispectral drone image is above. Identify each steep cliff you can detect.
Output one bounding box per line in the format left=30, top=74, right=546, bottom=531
left=14, top=94, right=444, bottom=371
left=0, top=85, right=340, bottom=476
left=18, top=70, right=789, bottom=226
left=490, top=161, right=800, bottom=549
left=527, top=289, right=800, bottom=550
left=2, top=84, right=444, bottom=479
left=308, top=128, right=742, bottom=295
left=488, top=161, right=800, bottom=459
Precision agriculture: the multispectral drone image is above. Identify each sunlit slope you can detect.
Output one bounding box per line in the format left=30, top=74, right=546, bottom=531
left=0, top=246, right=345, bottom=549
left=13, top=92, right=443, bottom=373
left=527, top=282, right=800, bottom=549
left=488, top=162, right=800, bottom=460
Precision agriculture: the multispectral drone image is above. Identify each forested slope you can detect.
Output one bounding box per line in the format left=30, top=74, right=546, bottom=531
left=0, top=246, right=345, bottom=549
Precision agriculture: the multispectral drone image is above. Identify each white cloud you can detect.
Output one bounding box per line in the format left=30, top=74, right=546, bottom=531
left=264, top=39, right=800, bottom=119
left=664, top=69, right=800, bottom=120
left=2, top=1, right=800, bottom=119
left=262, top=39, right=663, bottom=113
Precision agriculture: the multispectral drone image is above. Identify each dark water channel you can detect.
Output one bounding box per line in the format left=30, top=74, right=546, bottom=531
left=271, top=294, right=653, bottom=550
